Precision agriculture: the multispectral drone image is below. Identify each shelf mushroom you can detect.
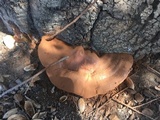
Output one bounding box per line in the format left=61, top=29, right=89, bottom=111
left=38, top=35, right=133, bottom=98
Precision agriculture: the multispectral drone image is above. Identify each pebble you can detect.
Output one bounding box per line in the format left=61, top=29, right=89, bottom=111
left=142, top=108, right=154, bottom=117
left=78, top=98, right=85, bottom=113
left=134, top=93, right=144, bottom=103
left=3, top=35, right=15, bottom=49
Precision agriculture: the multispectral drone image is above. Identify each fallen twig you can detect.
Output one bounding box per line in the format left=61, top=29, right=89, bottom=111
left=111, top=98, right=155, bottom=120
left=46, top=0, right=98, bottom=41
left=89, top=87, right=129, bottom=116
left=0, top=56, right=69, bottom=98
left=142, top=64, right=160, bottom=77
left=96, top=87, right=129, bottom=111
left=133, top=96, right=160, bottom=108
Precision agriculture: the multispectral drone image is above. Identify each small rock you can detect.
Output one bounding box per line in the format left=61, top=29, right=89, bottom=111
left=142, top=108, right=154, bottom=117
left=78, top=98, right=85, bottom=113
left=3, top=35, right=15, bottom=49
left=134, top=93, right=144, bottom=103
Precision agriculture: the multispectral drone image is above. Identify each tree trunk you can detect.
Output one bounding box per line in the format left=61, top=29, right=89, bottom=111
left=0, top=0, right=160, bottom=58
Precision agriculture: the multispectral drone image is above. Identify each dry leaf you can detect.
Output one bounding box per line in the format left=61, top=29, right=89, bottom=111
left=7, top=114, right=27, bottom=120
left=24, top=101, right=35, bottom=117
left=78, top=98, right=85, bottom=113
left=3, top=108, right=18, bottom=119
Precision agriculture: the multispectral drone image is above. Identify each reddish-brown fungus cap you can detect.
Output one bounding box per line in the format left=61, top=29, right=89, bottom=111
left=38, top=36, right=133, bottom=98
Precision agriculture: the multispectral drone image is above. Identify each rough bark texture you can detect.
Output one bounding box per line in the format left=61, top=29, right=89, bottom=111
left=0, top=0, right=160, bottom=58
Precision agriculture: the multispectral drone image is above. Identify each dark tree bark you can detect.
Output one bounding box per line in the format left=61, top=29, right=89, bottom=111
left=0, top=0, right=160, bottom=58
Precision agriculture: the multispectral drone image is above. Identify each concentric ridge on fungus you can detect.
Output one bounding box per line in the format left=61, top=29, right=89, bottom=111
left=38, top=35, right=133, bottom=98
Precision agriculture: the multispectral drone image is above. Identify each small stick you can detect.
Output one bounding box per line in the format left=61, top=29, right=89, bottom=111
left=133, top=96, right=160, bottom=108
left=142, top=64, right=160, bottom=77
left=111, top=98, right=155, bottom=120
left=97, top=87, right=128, bottom=111
left=89, top=87, right=128, bottom=115
left=46, top=0, right=98, bottom=41
left=0, top=56, right=69, bottom=98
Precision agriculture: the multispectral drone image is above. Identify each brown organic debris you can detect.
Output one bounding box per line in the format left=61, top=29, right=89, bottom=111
left=38, top=36, right=133, bottom=98
left=24, top=100, right=35, bottom=117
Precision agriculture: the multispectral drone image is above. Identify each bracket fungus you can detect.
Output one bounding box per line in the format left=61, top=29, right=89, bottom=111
left=38, top=36, right=133, bottom=98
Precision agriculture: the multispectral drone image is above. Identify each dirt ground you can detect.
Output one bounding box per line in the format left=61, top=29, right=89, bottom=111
left=0, top=32, right=160, bottom=120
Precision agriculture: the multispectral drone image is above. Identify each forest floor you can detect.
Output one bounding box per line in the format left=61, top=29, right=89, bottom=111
left=0, top=32, right=160, bottom=120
